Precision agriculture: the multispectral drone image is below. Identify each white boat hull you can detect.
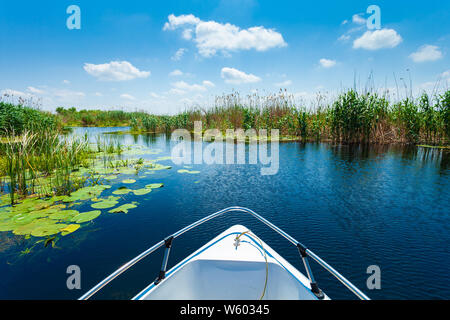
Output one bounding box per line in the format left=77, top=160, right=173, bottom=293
left=133, top=225, right=330, bottom=300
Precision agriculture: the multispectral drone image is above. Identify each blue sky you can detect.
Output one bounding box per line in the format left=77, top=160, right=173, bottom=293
left=0, top=0, right=449, bottom=114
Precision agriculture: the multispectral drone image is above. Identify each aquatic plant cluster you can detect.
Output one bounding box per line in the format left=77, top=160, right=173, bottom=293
left=0, top=141, right=170, bottom=244
left=128, top=90, right=450, bottom=145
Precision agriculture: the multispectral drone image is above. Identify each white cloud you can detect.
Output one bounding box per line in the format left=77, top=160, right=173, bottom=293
left=409, top=45, right=443, bottom=63
left=353, top=29, right=402, bottom=50
left=53, top=89, right=85, bottom=101
left=202, top=80, right=215, bottom=88
left=441, top=70, right=450, bottom=79
left=83, top=61, right=150, bottom=81
left=120, top=93, right=136, bottom=100
left=169, top=69, right=183, bottom=76
left=274, top=80, right=292, bottom=87
left=163, top=14, right=287, bottom=57
left=27, top=86, right=45, bottom=94
left=169, top=80, right=215, bottom=95
left=62, top=80, right=70, bottom=85
left=338, top=34, right=351, bottom=42
left=1, top=89, right=31, bottom=98
left=94, top=92, right=103, bottom=97
left=168, top=88, right=186, bottom=95
left=171, top=48, right=187, bottom=61
left=221, top=67, right=261, bottom=85
left=319, top=58, right=337, bottom=68
left=182, top=29, right=193, bottom=40
left=150, top=92, right=161, bottom=98
left=352, top=14, right=366, bottom=25
left=163, top=14, right=200, bottom=31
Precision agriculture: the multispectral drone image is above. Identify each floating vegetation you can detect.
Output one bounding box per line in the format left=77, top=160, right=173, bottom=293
left=91, top=199, right=118, bottom=209
left=104, top=175, right=118, bottom=180
left=145, top=183, right=164, bottom=189
left=177, top=169, right=200, bottom=174
left=71, top=211, right=101, bottom=223
left=0, top=128, right=173, bottom=248
left=133, top=188, right=152, bottom=196
left=60, top=224, right=80, bottom=236
left=112, top=187, right=132, bottom=195
left=108, top=202, right=138, bottom=214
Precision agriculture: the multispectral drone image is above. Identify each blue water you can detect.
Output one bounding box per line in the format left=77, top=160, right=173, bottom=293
left=0, top=128, right=449, bottom=300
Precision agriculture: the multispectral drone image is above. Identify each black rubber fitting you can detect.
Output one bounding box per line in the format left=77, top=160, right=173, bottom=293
left=154, top=270, right=166, bottom=285
left=164, top=236, right=174, bottom=248
left=297, top=242, right=308, bottom=257
left=310, top=282, right=325, bottom=300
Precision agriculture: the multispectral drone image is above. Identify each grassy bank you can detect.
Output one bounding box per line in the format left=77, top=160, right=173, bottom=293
left=2, top=89, right=450, bottom=146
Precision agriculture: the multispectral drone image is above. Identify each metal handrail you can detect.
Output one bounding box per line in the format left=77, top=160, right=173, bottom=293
left=79, top=206, right=370, bottom=300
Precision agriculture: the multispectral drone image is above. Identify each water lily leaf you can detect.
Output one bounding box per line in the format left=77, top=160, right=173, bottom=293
left=60, top=224, right=80, bottom=236
left=104, top=175, right=118, bottom=180
left=71, top=211, right=101, bottom=223
left=122, top=179, right=136, bottom=184
left=112, top=188, right=132, bottom=195
left=49, top=210, right=79, bottom=220
left=31, top=222, right=68, bottom=237
left=91, top=200, right=118, bottom=209
left=133, top=188, right=152, bottom=196
left=108, top=203, right=137, bottom=214
left=177, top=169, right=200, bottom=174
left=145, top=183, right=164, bottom=189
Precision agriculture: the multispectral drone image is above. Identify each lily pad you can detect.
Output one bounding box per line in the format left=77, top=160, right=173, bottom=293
left=112, top=187, right=132, bottom=195
left=177, top=169, right=200, bottom=174
left=91, top=200, right=118, bottom=209
left=60, top=224, right=80, bottom=236
left=71, top=211, right=101, bottom=223
left=49, top=210, right=79, bottom=221
left=145, top=183, right=164, bottom=189
left=104, top=175, right=118, bottom=180
left=133, top=188, right=152, bottom=196
left=122, top=179, right=136, bottom=184
left=108, top=203, right=137, bottom=214
left=31, top=222, right=68, bottom=237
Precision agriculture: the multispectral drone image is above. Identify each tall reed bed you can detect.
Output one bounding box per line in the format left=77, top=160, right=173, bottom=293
left=0, top=131, right=92, bottom=204
left=129, top=89, right=450, bottom=145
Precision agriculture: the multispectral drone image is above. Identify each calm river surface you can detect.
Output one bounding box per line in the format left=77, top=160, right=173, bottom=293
left=0, top=127, right=449, bottom=299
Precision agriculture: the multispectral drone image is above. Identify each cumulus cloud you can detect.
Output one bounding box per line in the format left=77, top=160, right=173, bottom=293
left=171, top=48, right=187, bottom=61
left=83, top=61, right=150, bottom=81
left=163, top=14, right=200, bottom=31
left=221, top=67, right=261, bottom=85
left=27, top=86, right=45, bottom=94
left=352, top=14, right=366, bottom=25
left=163, top=14, right=287, bottom=57
left=1, top=89, right=31, bottom=98
left=53, top=89, right=85, bottom=100
left=409, top=45, right=443, bottom=63
left=120, top=93, right=136, bottom=100
left=169, top=80, right=215, bottom=95
left=338, top=34, right=351, bottom=42
left=169, top=69, right=183, bottom=76
left=319, top=58, right=337, bottom=68
left=353, top=29, right=402, bottom=50
left=62, top=80, right=70, bottom=85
